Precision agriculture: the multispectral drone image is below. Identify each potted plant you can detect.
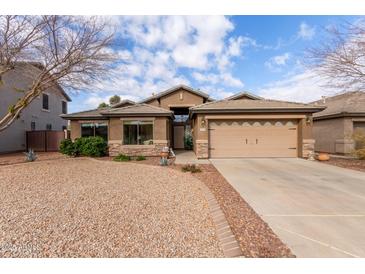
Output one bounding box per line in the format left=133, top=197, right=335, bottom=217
left=317, top=152, right=330, bottom=161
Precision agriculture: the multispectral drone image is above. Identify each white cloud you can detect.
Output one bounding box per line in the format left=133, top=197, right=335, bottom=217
left=298, top=22, right=315, bottom=40
left=265, top=52, right=290, bottom=71
left=70, top=16, right=251, bottom=112
left=192, top=71, right=244, bottom=88
left=257, top=70, right=334, bottom=103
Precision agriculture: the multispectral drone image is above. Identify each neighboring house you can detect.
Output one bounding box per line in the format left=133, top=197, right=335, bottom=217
left=62, top=84, right=325, bottom=159
left=312, top=91, right=365, bottom=154
left=0, top=63, right=71, bottom=153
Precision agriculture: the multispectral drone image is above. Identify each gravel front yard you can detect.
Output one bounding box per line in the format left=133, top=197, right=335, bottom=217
left=0, top=152, right=66, bottom=166
left=0, top=158, right=224, bottom=257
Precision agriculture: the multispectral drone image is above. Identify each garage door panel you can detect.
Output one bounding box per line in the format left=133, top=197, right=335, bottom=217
left=209, top=119, right=298, bottom=158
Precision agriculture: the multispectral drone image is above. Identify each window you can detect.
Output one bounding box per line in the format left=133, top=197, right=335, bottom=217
left=46, top=124, right=52, bottom=130
left=174, top=114, right=189, bottom=123
left=81, top=122, right=108, bottom=140
left=62, top=101, right=67, bottom=114
left=42, top=93, right=49, bottom=110
left=31, top=121, right=36, bottom=131
left=123, top=121, right=153, bottom=145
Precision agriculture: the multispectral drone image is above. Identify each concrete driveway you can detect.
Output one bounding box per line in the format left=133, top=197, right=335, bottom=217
left=211, top=158, right=365, bottom=257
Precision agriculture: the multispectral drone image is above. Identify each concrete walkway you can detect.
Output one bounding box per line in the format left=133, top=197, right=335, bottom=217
left=174, top=150, right=210, bottom=164
left=211, top=158, right=365, bottom=258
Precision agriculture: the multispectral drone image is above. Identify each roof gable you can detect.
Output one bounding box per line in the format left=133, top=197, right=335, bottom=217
left=226, top=91, right=263, bottom=100
left=139, top=84, right=212, bottom=103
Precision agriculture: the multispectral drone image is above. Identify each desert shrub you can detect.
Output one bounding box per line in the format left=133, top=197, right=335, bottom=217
left=59, top=139, right=77, bottom=156
left=60, top=137, right=107, bottom=157
left=353, top=129, right=365, bottom=160
left=114, top=153, right=131, bottom=162
left=24, top=149, right=37, bottom=162
left=181, top=164, right=201, bottom=173
left=135, top=155, right=146, bottom=161
left=355, top=148, right=365, bottom=160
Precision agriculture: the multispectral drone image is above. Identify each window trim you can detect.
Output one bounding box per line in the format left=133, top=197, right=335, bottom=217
left=122, top=120, right=154, bottom=145
left=80, top=122, right=108, bottom=140
left=61, top=100, right=67, bottom=114
left=42, top=92, right=50, bottom=111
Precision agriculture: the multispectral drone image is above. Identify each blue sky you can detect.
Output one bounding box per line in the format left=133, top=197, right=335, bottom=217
left=69, top=15, right=359, bottom=113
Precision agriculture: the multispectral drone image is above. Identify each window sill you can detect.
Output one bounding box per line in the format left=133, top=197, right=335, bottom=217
left=121, top=144, right=155, bottom=148
left=41, top=109, right=50, bottom=112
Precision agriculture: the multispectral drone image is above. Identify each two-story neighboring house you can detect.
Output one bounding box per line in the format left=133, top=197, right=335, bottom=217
left=0, top=63, right=71, bottom=153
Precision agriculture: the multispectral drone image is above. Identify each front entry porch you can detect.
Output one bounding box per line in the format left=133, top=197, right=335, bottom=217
left=174, top=150, right=210, bottom=164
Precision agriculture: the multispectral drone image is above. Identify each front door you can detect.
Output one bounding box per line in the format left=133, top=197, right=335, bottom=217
left=173, top=125, right=185, bottom=149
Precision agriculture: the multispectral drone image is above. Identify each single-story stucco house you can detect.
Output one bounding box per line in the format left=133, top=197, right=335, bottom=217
left=62, top=85, right=325, bottom=159
left=312, top=91, right=365, bottom=154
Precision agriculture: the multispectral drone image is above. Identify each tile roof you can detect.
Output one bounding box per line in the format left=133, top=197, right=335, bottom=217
left=225, top=91, right=263, bottom=100
left=63, top=104, right=174, bottom=119
left=139, top=84, right=213, bottom=103
left=311, top=91, right=365, bottom=118
left=110, top=99, right=135, bottom=108
left=190, top=98, right=325, bottom=115
left=100, top=103, right=173, bottom=117
left=61, top=108, right=107, bottom=119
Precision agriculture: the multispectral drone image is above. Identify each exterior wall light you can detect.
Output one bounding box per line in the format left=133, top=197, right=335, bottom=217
left=200, top=118, right=206, bottom=128
left=306, top=116, right=313, bottom=125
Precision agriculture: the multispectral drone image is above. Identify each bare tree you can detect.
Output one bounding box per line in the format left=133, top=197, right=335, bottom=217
left=0, top=16, right=116, bottom=132
left=306, top=20, right=365, bottom=92
left=0, top=15, right=46, bottom=77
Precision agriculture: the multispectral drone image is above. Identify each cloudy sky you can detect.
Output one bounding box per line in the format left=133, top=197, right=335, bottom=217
left=69, top=15, right=358, bottom=113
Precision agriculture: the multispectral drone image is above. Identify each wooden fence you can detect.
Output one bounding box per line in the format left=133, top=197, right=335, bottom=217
left=26, top=130, right=68, bottom=152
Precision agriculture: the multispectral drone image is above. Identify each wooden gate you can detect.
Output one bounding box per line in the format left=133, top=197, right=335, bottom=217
left=26, top=130, right=66, bottom=152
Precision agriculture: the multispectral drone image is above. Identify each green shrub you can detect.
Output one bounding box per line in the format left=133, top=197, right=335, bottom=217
left=181, top=164, right=201, bottom=173
left=184, top=132, right=193, bottom=150
left=114, top=153, right=131, bottom=162
left=60, top=137, right=108, bottom=157
left=135, top=155, right=146, bottom=161
left=59, top=139, right=77, bottom=156
left=78, top=136, right=107, bottom=157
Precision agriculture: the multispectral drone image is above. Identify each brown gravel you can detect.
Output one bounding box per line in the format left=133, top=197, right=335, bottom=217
left=320, top=158, right=365, bottom=172
left=173, top=164, right=295, bottom=258
left=0, top=158, right=224, bottom=257
left=0, top=152, right=67, bottom=166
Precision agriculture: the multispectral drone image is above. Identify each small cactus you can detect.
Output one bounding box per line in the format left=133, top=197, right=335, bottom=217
left=24, top=149, right=37, bottom=162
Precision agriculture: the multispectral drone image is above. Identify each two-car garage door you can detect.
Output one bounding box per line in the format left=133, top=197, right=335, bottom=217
left=209, top=119, right=298, bottom=158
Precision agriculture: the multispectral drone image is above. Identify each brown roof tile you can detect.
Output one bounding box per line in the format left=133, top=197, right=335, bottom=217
left=100, top=104, right=174, bottom=117
left=312, top=91, right=365, bottom=118
left=190, top=98, right=325, bottom=114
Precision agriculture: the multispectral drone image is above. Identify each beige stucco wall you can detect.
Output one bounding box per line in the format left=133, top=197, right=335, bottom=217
left=146, top=88, right=205, bottom=110
left=109, top=118, right=122, bottom=141
left=313, top=117, right=354, bottom=154
left=70, top=116, right=171, bottom=156
left=70, top=120, right=81, bottom=141
left=153, top=117, right=168, bottom=140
